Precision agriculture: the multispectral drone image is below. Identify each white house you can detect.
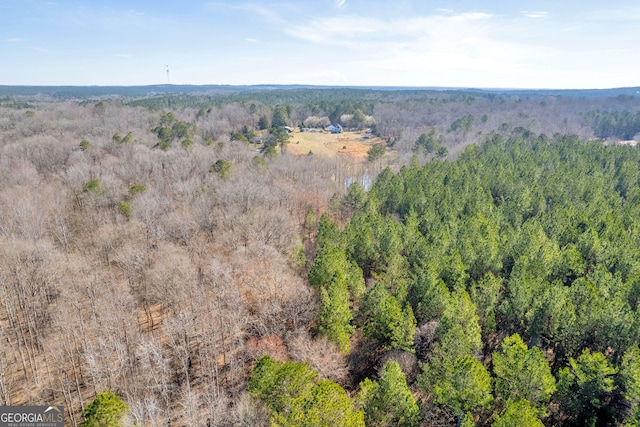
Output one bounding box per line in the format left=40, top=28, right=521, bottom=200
left=326, top=124, right=343, bottom=134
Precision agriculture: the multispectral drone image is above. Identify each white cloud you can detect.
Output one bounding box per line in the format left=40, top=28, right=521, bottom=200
left=113, top=53, right=131, bottom=58
left=5, top=37, right=26, bottom=43
left=336, top=0, right=348, bottom=9
left=521, top=11, right=549, bottom=18
left=579, top=7, right=640, bottom=22
left=285, top=15, right=377, bottom=44
left=285, top=11, right=497, bottom=49
left=205, top=2, right=285, bottom=24
left=31, top=47, right=52, bottom=54
left=448, top=12, right=493, bottom=22
left=281, top=10, right=561, bottom=87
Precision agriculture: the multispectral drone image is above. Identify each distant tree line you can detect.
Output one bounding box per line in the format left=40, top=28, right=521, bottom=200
left=583, top=110, right=640, bottom=140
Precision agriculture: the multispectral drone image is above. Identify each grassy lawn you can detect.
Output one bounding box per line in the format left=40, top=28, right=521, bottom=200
left=285, top=129, right=387, bottom=161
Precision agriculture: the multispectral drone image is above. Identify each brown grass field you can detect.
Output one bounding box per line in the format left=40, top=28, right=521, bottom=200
left=284, top=129, right=387, bottom=161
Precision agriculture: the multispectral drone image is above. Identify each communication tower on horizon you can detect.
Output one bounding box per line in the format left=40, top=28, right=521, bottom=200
left=166, top=65, right=170, bottom=85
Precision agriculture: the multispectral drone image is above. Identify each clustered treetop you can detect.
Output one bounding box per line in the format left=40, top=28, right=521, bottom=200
left=302, top=131, right=640, bottom=426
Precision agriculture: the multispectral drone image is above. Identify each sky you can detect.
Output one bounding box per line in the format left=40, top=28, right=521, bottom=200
left=1, top=0, right=639, bottom=89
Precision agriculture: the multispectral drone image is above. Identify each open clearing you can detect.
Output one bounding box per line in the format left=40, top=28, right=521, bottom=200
left=285, top=129, right=387, bottom=161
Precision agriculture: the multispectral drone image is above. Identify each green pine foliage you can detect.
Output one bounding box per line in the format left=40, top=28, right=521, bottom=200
left=430, top=354, right=494, bottom=417
left=83, top=179, right=104, bottom=195
left=283, top=380, right=365, bottom=427
left=309, top=246, right=365, bottom=353
left=450, top=115, right=475, bottom=134
left=315, top=213, right=341, bottom=251
left=556, top=349, right=618, bottom=426
left=361, top=283, right=416, bottom=351
left=249, top=356, right=364, bottom=427
left=413, top=128, right=445, bottom=154
left=308, top=131, right=640, bottom=425
left=152, top=112, right=196, bottom=150
left=491, top=399, right=544, bottom=427
left=621, top=348, right=640, bottom=413
left=128, top=184, right=146, bottom=197
left=367, top=143, right=386, bottom=162
left=492, top=333, right=556, bottom=410
left=409, top=268, right=450, bottom=323
left=117, top=200, right=131, bottom=218
left=357, top=360, right=420, bottom=427
left=317, top=281, right=354, bottom=354
left=81, top=391, right=129, bottom=427
left=272, top=105, right=290, bottom=128
left=341, top=182, right=367, bottom=218
left=211, top=159, right=232, bottom=178
left=308, top=246, right=365, bottom=299
left=436, top=290, right=483, bottom=361
left=249, top=355, right=318, bottom=414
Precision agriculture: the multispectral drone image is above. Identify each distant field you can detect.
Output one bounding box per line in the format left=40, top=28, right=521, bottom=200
left=285, top=129, right=387, bottom=161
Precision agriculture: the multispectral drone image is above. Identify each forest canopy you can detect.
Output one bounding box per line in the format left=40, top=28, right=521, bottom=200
left=0, top=87, right=640, bottom=426
left=309, top=131, right=640, bottom=426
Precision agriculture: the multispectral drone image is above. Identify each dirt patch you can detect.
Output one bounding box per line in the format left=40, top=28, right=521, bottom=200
left=285, top=129, right=386, bottom=161
left=245, top=335, right=288, bottom=361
